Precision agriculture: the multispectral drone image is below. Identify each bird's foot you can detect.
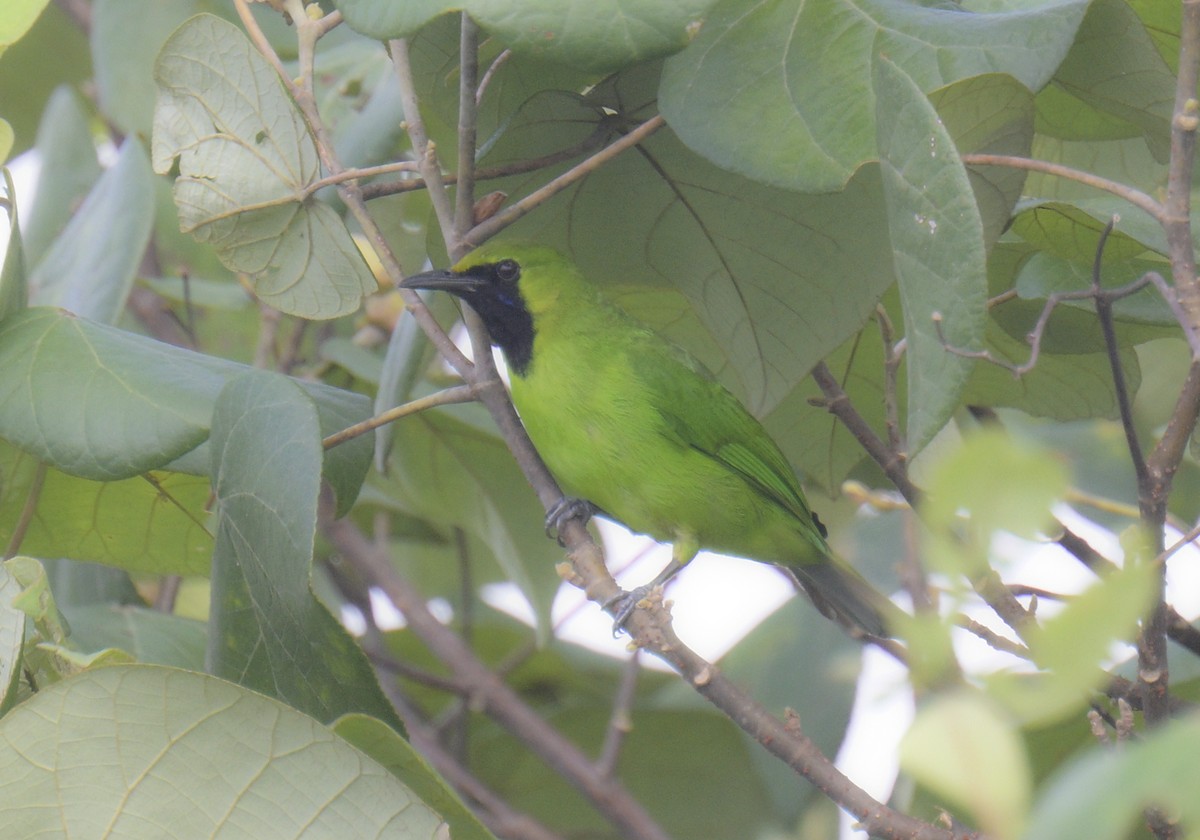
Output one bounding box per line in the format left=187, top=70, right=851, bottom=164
left=544, top=497, right=598, bottom=546
left=603, top=584, right=659, bottom=637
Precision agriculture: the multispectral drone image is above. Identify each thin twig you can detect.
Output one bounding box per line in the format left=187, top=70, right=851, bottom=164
left=1091, top=218, right=1148, bottom=487
left=596, top=653, right=641, bottom=778
left=322, top=385, right=475, bottom=449
left=960, top=153, right=1164, bottom=222
left=466, top=116, right=666, bottom=246
left=453, top=14, right=481, bottom=248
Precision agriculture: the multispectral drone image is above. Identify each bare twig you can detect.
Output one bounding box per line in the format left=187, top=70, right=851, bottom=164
left=596, top=653, right=641, bottom=778
left=960, top=153, right=1164, bottom=222
left=322, top=385, right=476, bottom=449
left=466, top=116, right=667, bottom=246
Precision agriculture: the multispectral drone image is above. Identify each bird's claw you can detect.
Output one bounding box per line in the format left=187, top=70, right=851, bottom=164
left=603, top=584, right=655, bottom=637
left=544, top=497, right=597, bottom=546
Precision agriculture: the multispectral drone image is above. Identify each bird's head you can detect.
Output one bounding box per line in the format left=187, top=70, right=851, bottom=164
left=399, top=242, right=578, bottom=376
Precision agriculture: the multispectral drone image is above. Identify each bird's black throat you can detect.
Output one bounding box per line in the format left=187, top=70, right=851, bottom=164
left=456, top=262, right=535, bottom=377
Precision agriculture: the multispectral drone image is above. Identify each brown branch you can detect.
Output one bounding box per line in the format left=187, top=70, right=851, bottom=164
left=465, top=115, right=666, bottom=246
left=811, top=361, right=917, bottom=503
left=322, top=385, right=476, bottom=449
left=321, top=513, right=673, bottom=840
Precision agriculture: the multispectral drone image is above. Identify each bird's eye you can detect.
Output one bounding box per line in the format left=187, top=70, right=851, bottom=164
left=495, top=259, right=520, bottom=282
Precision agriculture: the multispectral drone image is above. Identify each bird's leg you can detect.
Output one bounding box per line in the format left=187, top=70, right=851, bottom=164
left=545, top=497, right=599, bottom=546
left=606, top=537, right=699, bottom=635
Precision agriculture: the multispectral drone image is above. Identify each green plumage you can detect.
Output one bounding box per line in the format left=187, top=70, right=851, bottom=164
left=402, top=243, right=889, bottom=636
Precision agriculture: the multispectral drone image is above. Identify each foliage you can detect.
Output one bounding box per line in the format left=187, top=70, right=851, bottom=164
left=0, top=0, right=1197, bottom=838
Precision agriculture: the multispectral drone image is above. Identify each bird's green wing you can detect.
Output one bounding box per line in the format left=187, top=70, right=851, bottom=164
left=629, top=335, right=820, bottom=530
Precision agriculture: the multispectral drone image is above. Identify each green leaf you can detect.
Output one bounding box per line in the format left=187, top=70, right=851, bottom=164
left=60, top=604, right=207, bottom=670
left=0, top=665, right=444, bottom=836
left=335, top=0, right=716, bottom=74
left=874, top=57, right=986, bottom=451
left=92, top=0, right=213, bottom=137
left=0, top=562, right=24, bottom=716
left=1036, top=0, right=1173, bottom=158
left=208, top=369, right=401, bottom=730
left=0, top=308, right=371, bottom=513
left=0, top=0, right=49, bottom=57
left=20, top=86, right=101, bottom=265
left=29, top=139, right=155, bottom=323
left=0, top=446, right=213, bottom=576
left=928, top=74, right=1035, bottom=248
left=0, top=119, right=11, bottom=163
left=335, top=714, right=498, bottom=840
left=152, top=14, right=375, bottom=319
left=901, top=691, right=1031, bottom=840
left=660, top=0, right=1087, bottom=191
left=1024, top=715, right=1200, bottom=840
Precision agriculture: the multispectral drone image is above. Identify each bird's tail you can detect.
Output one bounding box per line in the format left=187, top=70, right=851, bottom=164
left=788, top=561, right=894, bottom=638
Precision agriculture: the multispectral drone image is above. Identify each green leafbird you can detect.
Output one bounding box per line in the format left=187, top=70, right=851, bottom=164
left=402, top=243, right=892, bottom=637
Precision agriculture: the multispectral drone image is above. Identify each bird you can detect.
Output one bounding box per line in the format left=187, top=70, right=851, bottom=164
left=401, top=242, right=892, bottom=637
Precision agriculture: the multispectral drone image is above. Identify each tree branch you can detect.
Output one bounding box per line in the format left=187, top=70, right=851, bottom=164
left=321, top=513, right=674, bottom=840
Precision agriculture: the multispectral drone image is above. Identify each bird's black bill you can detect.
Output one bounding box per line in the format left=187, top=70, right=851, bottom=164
left=399, top=268, right=482, bottom=294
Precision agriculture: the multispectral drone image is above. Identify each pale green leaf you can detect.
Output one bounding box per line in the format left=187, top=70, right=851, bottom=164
left=29, top=139, right=154, bottom=323
left=0, top=666, right=445, bottom=837
left=902, top=692, right=1031, bottom=840
left=0, top=444, right=213, bottom=577
left=0, top=119, right=11, bottom=163
left=0, top=0, right=49, bottom=55
left=152, top=14, right=375, bottom=319
left=660, top=0, right=1087, bottom=191
left=874, top=57, right=986, bottom=451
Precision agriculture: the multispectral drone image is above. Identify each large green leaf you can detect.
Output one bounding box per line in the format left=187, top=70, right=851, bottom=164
left=0, top=666, right=444, bottom=837
left=0, top=307, right=371, bottom=512
left=152, top=14, right=375, bottom=319
left=0, top=0, right=50, bottom=58
left=874, top=57, right=986, bottom=451
left=335, top=0, right=716, bottom=73
left=659, top=0, right=1087, bottom=191
left=28, top=139, right=155, bottom=323
left=208, top=370, right=400, bottom=730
